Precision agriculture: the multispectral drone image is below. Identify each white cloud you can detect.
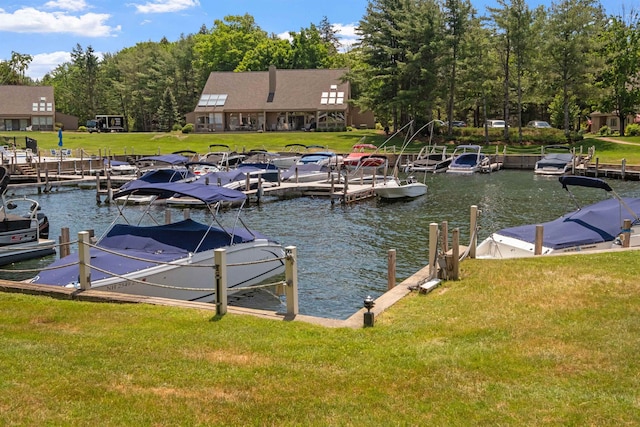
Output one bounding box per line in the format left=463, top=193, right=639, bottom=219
left=276, top=23, right=360, bottom=51
left=131, top=0, right=200, bottom=14
left=0, top=7, right=120, bottom=37
left=43, top=0, right=89, bottom=12
left=28, top=51, right=72, bottom=80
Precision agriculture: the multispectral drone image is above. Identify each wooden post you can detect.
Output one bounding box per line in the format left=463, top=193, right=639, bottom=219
left=183, top=208, right=190, bottom=220
left=595, top=157, right=599, bottom=177
left=534, top=225, right=544, bottom=255
left=387, top=249, right=396, bottom=290
left=429, top=222, right=438, bottom=279
left=621, top=158, right=626, bottom=180
left=78, top=231, right=91, bottom=290
left=285, top=246, right=299, bottom=316
left=95, top=174, right=101, bottom=204
left=441, top=220, right=449, bottom=254
left=469, top=205, right=478, bottom=259
left=59, top=227, right=70, bottom=258
left=622, top=219, right=631, bottom=248
left=165, top=210, right=171, bottom=224
left=106, top=171, right=112, bottom=203
left=451, top=228, right=460, bottom=280
left=214, top=249, right=227, bottom=316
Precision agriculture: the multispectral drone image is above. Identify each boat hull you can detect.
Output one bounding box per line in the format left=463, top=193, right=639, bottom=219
left=374, top=181, right=427, bottom=199
left=31, top=240, right=286, bottom=303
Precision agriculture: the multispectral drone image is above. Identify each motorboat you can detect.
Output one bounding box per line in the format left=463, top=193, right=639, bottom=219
left=374, top=175, right=427, bottom=200
left=534, top=145, right=576, bottom=175
left=200, top=144, right=245, bottom=169
left=342, top=143, right=386, bottom=170
left=29, top=181, right=286, bottom=302
left=405, top=145, right=452, bottom=173
left=0, top=166, right=55, bottom=265
left=186, top=161, right=221, bottom=177
left=103, top=158, right=137, bottom=175
left=296, top=151, right=343, bottom=168
left=281, top=163, right=336, bottom=183
left=271, top=144, right=314, bottom=169
left=475, top=176, right=640, bottom=259
left=446, top=145, right=501, bottom=174
left=116, top=154, right=197, bottom=204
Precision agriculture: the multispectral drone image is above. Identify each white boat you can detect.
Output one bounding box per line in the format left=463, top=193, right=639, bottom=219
left=200, top=144, right=245, bottom=169
left=405, top=145, right=452, bottom=173
left=374, top=176, right=427, bottom=199
left=476, top=176, right=640, bottom=259
left=29, top=181, right=286, bottom=302
left=0, top=166, right=56, bottom=265
left=446, top=145, right=501, bottom=174
left=281, top=163, right=336, bottom=183
left=534, top=145, right=576, bottom=175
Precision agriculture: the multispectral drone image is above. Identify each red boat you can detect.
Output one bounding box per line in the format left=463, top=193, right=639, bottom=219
left=342, top=143, right=387, bottom=169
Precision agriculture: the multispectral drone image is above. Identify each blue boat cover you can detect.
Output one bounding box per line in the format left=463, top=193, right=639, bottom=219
left=31, top=219, right=271, bottom=287
left=113, top=181, right=247, bottom=204
left=536, top=153, right=573, bottom=168
left=498, top=197, right=640, bottom=249
left=137, top=154, right=190, bottom=165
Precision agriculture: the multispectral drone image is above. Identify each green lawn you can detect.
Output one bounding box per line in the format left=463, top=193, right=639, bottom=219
left=2, top=129, right=640, bottom=164
left=1, top=250, right=639, bottom=425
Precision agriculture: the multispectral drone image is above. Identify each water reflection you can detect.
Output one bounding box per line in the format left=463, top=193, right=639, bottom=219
left=3, top=171, right=640, bottom=319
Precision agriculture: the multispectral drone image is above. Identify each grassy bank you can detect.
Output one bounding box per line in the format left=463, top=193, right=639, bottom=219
left=2, top=130, right=640, bottom=163
left=1, top=250, right=639, bottom=425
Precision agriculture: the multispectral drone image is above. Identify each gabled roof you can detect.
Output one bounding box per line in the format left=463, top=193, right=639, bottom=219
left=0, top=85, right=55, bottom=116
left=195, top=68, right=350, bottom=112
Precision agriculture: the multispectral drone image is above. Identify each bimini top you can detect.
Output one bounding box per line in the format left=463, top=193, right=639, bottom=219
left=559, top=176, right=613, bottom=192
left=136, top=154, right=190, bottom=165
left=498, top=197, right=640, bottom=249
left=113, top=181, right=247, bottom=205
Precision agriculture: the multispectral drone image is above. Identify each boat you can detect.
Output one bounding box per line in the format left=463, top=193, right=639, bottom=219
left=281, top=163, right=336, bottom=183
left=405, top=145, right=452, bottom=173
left=475, top=176, right=640, bottom=259
left=29, top=181, right=286, bottom=302
left=296, top=151, right=343, bottom=168
left=116, top=154, right=197, bottom=204
left=373, top=120, right=431, bottom=200
left=446, top=145, right=501, bottom=174
left=103, top=158, right=137, bottom=175
left=374, top=175, right=427, bottom=199
left=271, top=144, right=310, bottom=169
left=200, top=144, right=246, bottom=169
left=0, top=166, right=56, bottom=265
left=342, top=143, right=386, bottom=170
left=534, top=145, right=576, bottom=175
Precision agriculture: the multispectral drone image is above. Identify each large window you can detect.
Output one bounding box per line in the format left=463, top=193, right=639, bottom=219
left=198, top=94, right=227, bottom=107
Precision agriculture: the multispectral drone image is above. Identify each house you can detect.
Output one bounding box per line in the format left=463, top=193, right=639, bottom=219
left=590, top=111, right=640, bottom=134
left=188, top=66, right=374, bottom=133
left=0, top=85, right=56, bottom=131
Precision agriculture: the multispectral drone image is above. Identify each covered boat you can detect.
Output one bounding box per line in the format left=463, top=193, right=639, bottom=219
left=29, top=181, right=286, bottom=302
left=476, top=176, right=640, bottom=258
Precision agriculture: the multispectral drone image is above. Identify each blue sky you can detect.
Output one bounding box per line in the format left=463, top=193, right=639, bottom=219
left=0, top=0, right=632, bottom=80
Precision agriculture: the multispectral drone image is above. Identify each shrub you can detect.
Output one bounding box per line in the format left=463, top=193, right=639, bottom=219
left=181, top=123, right=194, bottom=134
left=597, top=125, right=611, bottom=136
left=625, top=123, right=640, bottom=136
left=78, top=126, right=88, bottom=132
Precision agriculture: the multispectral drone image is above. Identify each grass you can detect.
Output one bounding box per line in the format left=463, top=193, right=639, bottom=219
left=3, top=129, right=640, bottom=164
left=1, top=250, right=639, bottom=425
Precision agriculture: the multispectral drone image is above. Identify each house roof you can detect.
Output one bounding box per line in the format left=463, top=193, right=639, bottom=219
left=0, top=85, right=55, bottom=116
left=194, top=68, right=350, bottom=113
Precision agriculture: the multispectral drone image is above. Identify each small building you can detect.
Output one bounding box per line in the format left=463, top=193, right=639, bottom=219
left=590, top=111, right=640, bottom=134
left=189, top=66, right=374, bottom=133
left=0, top=85, right=57, bottom=131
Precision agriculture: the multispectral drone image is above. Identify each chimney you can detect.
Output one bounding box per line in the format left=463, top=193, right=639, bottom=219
left=267, top=65, right=276, bottom=102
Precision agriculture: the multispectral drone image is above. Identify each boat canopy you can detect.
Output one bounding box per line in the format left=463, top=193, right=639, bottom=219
left=136, top=154, right=190, bottom=165
left=559, top=176, right=612, bottom=192
left=113, top=181, right=247, bottom=204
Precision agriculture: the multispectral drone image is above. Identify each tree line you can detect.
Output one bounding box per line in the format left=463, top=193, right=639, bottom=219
left=1, top=0, right=639, bottom=138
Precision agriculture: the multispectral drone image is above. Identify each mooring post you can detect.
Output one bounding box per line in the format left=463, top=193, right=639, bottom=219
left=387, top=249, right=396, bottom=290
left=285, top=246, right=299, bottom=316
left=165, top=210, right=171, bottom=224
left=470, top=205, right=478, bottom=259
left=451, top=228, right=460, bottom=280
left=78, top=231, right=91, bottom=290
left=534, top=225, right=544, bottom=255
left=429, top=222, right=438, bottom=278
left=214, top=249, right=227, bottom=316
left=623, top=219, right=632, bottom=248
left=595, top=157, right=599, bottom=177
left=621, top=158, right=626, bottom=180
left=59, top=227, right=70, bottom=258
left=441, top=220, right=449, bottom=254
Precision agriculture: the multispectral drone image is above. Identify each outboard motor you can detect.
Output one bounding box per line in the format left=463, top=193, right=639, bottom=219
left=37, top=213, right=50, bottom=239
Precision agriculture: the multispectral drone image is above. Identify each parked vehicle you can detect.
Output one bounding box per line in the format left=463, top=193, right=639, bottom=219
left=527, top=120, right=552, bottom=128
left=486, top=120, right=506, bottom=128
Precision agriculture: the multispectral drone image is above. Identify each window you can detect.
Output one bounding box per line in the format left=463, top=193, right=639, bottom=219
left=32, top=103, right=38, bottom=112
left=198, top=94, right=227, bottom=107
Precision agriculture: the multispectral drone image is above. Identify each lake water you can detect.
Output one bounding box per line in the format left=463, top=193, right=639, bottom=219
left=3, top=170, right=640, bottom=319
